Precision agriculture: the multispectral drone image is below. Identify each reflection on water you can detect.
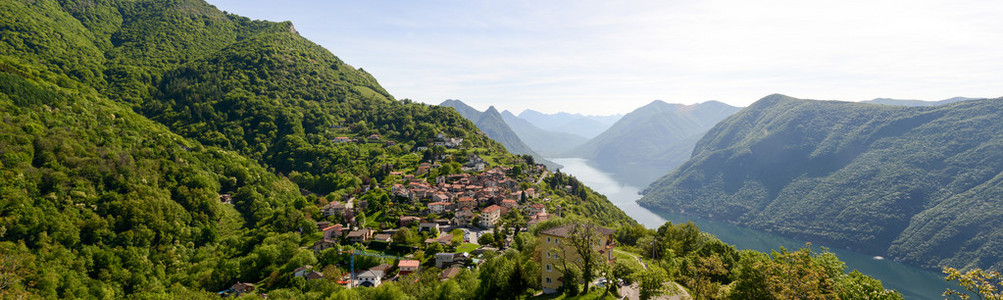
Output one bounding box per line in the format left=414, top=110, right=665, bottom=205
left=551, top=157, right=953, bottom=300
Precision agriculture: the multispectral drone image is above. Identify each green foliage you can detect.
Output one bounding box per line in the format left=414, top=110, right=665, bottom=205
left=559, top=264, right=582, bottom=296
left=542, top=172, right=636, bottom=228
left=728, top=243, right=901, bottom=300
left=943, top=267, right=1003, bottom=300
left=476, top=249, right=539, bottom=299
left=640, top=94, right=1003, bottom=271
left=638, top=265, right=668, bottom=300
left=0, top=0, right=539, bottom=297
left=478, top=232, right=495, bottom=246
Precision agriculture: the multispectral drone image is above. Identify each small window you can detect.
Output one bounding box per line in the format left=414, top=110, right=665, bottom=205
left=546, top=264, right=551, bottom=271
left=546, top=252, right=551, bottom=258
left=555, top=238, right=559, bottom=244
left=546, top=277, right=552, bottom=284
left=547, top=237, right=551, bottom=243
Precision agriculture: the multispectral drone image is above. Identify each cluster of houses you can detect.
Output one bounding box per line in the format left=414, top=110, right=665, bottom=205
left=310, top=165, right=552, bottom=252
left=391, top=167, right=550, bottom=229
left=225, top=131, right=572, bottom=294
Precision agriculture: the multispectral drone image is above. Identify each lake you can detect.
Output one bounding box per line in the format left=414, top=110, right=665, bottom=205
left=551, top=157, right=954, bottom=300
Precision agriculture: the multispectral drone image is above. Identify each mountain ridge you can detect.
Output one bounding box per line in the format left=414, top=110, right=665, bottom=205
left=568, top=100, right=741, bottom=187
left=640, top=94, right=1003, bottom=271
left=440, top=99, right=562, bottom=169
left=517, top=109, right=620, bottom=139
left=499, top=110, right=588, bottom=156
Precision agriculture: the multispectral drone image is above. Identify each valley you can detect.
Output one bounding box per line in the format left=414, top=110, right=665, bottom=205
left=553, top=157, right=954, bottom=300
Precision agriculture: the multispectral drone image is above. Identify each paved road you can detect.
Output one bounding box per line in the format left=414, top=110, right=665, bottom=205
left=459, top=228, right=486, bottom=245
left=618, top=282, right=690, bottom=300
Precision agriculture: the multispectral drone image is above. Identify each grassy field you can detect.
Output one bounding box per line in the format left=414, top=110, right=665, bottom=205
left=456, top=243, right=479, bottom=253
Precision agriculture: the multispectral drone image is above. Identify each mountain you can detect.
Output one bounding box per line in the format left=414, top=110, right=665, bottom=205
left=569, top=100, right=741, bottom=187
left=440, top=100, right=561, bottom=169
left=862, top=97, right=983, bottom=106
left=500, top=110, right=588, bottom=156
left=0, top=0, right=643, bottom=297
left=0, top=1, right=910, bottom=298
left=639, top=94, right=1003, bottom=271
left=517, top=109, right=621, bottom=139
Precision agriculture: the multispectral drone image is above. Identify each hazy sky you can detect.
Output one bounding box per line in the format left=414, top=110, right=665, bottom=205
left=206, top=0, right=1001, bottom=114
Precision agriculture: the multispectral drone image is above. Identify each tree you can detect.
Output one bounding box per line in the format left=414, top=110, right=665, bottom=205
left=639, top=265, right=668, bottom=300
left=393, top=228, right=419, bottom=246
left=449, top=229, right=464, bottom=248
left=683, top=254, right=728, bottom=300
left=477, top=250, right=535, bottom=299
left=427, top=243, right=444, bottom=254
left=0, top=244, right=34, bottom=298
left=836, top=270, right=903, bottom=300
left=478, top=233, right=495, bottom=246
left=556, top=223, right=607, bottom=294
left=943, top=267, right=1003, bottom=300
left=559, top=264, right=582, bottom=296
left=612, top=259, right=642, bottom=285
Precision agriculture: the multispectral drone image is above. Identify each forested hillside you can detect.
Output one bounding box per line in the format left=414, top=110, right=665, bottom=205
left=862, top=97, right=982, bottom=107
left=0, top=0, right=637, bottom=297
left=639, top=94, right=1003, bottom=271
left=569, top=100, right=740, bottom=187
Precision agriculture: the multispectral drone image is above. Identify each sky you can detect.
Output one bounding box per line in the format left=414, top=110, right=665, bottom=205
left=206, top=0, right=1002, bottom=115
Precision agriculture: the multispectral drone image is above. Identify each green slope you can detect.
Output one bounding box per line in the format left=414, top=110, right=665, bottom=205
left=639, top=94, right=1003, bottom=271
left=0, top=0, right=908, bottom=297
left=0, top=57, right=307, bottom=297
left=570, top=100, right=740, bottom=187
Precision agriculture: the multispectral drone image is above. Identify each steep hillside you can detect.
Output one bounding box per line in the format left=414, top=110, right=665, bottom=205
left=439, top=100, right=561, bottom=169
left=862, top=97, right=983, bottom=106
left=570, top=100, right=740, bottom=187
left=500, top=110, right=588, bottom=155
left=517, top=109, right=619, bottom=139
left=0, top=0, right=641, bottom=297
left=0, top=53, right=307, bottom=297
left=639, top=94, right=1003, bottom=271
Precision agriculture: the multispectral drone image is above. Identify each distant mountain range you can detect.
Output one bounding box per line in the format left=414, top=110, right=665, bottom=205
left=639, top=94, right=1003, bottom=271
left=566, top=100, right=741, bottom=187
left=861, top=97, right=984, bottom=106
left=499, top=110, right=588, bottom=156
left=517, top=110, right=621, bottom=139
left=440, top=100, right=561, bottom=169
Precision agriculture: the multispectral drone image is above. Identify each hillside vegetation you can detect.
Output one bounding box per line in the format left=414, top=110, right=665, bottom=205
left=0, top=0, right=636, bottom=297
left=639, top=94, right=1003, bottom=271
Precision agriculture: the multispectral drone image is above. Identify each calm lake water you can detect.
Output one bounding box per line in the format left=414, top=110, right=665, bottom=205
left=551, top=157, right=954, bottom=300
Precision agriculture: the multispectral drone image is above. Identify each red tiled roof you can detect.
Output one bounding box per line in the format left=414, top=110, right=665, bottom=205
left=482, top=205, right=501, bottom=213
left=398, top=260, right=420, bottom=268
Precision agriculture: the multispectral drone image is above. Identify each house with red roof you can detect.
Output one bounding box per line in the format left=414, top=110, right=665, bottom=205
left=479, top=205, right=502, bottom=228
left=398, top=260, right=420, bottom=276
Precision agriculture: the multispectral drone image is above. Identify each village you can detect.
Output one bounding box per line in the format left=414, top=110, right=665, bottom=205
left=219, top=133, right=614, bottom=297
